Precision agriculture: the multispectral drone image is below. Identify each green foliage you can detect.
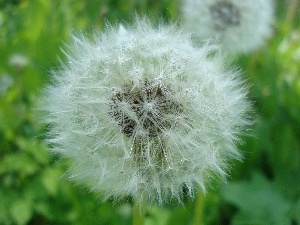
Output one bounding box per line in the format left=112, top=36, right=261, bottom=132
left=222, top=172, right=292, bottom=225
left=0, top=0, right=300, bottom=224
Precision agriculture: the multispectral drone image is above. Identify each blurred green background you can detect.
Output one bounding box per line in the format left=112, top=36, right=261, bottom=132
left=0, top=0, right=300, bottom=224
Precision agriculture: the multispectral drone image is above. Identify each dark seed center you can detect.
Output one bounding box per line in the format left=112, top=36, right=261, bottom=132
left=210, top=1, right=240, bottom=29
left=109, top=80, right=182, bottom=137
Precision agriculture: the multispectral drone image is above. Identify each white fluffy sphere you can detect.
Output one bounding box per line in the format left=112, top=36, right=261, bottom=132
left=41, top=19, right=251, bottom=203
left=181, top=0, right=275, bottom=54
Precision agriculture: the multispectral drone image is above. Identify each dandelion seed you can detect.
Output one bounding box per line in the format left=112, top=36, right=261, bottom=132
left=181, top=0, right=275, bottom=54
left=41, top=18, right=251, bottom=204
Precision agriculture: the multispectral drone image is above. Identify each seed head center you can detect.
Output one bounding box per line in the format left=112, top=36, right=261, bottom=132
left=109, top=81, right=182, bottom=138
left=210, top=1, right=240, bottom=29
left=144, top=101, right=155, bottom=111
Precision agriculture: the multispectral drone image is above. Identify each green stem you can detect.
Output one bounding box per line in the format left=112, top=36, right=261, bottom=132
left=133, top=198, right=146, bottom=225
left=193, top=191, right=205, bottom=225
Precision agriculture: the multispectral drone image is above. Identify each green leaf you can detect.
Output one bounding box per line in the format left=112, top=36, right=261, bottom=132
left=0, top=189, right=10, bottom=223
left=0, top=152, right=39, bottom=176
left=293, top=198, right=300, bottom=223
left=221, top=172, right=292, bottom=225
left=16, top=137, right=51, bottom=165
left=34, top=198, right=77, bottom=223
left=10, top=198, right=33, bottom=225
left=24, top=175, right=48, bottom=200
left=41, top=167, right=63, bottom=196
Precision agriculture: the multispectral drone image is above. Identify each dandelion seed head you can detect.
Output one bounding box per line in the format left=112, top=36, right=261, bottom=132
left=181, top=0, right=275, bottom=54
left=41, top=18, right=251, bottom=204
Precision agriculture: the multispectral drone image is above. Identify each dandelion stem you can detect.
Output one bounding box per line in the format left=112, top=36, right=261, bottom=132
left=193, top=191, right=205, bottom=225
left=133, top=198, right=146, bottom=225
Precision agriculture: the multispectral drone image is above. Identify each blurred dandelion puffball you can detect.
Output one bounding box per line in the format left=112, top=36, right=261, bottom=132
left=42, top=20, right=251, bottom=203
left=181, top=0, right=274, bottom=54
